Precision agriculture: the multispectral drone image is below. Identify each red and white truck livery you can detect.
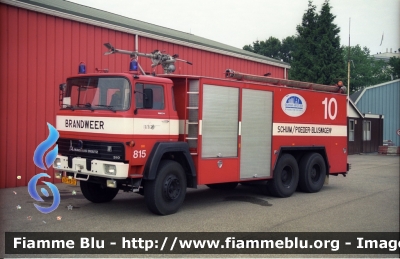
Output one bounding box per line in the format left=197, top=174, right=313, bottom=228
left=53, top=44, right=349, bottom=215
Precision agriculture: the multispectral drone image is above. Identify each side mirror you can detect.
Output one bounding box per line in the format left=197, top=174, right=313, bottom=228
left=143, top=88, right=153, bottom=109
left=59, top=83, right=66, bottom=107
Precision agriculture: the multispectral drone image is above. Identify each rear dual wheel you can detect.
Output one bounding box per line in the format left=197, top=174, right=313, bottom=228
left=298, top=153, right=326, bottom=193
left=267, top=152, right=327, bottom=197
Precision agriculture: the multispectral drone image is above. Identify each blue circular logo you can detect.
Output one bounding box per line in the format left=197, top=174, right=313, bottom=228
left=281, top=94, right=307, bottom=117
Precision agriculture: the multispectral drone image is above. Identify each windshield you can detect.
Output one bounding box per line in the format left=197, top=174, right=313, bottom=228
left=63, top=77, right=131, bottom=111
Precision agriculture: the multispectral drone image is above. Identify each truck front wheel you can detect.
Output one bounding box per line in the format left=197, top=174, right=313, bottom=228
left=267, top=154, right=299, bottom=197
left=144, top=160, right=187, bottom=215
left=80, top=181, right=119, bottom=203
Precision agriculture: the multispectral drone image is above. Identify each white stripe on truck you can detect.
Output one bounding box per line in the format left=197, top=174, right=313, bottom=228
left=56, top=115, right=178, bottom=135
left=272, top=123, right=347, bottom=137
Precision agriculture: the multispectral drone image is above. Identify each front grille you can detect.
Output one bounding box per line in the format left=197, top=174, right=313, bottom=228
left=57, top=138, right=125, bottom=162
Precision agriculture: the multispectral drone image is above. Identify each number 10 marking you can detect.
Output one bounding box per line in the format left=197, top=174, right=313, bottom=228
left=322, top=97, right=337, bottom=120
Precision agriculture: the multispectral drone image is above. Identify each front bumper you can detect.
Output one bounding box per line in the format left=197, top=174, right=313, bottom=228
left=53, top=155, right=129, bottom=179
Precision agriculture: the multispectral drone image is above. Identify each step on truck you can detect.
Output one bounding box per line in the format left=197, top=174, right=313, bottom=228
left=53, top=43, right=349, bottom=215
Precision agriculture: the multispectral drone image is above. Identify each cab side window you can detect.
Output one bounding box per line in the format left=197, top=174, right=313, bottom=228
left=135, top=83, right=164, bottom=110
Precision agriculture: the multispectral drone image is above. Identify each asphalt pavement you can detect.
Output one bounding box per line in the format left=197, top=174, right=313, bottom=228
left=0, top=153, right=399, bottom=258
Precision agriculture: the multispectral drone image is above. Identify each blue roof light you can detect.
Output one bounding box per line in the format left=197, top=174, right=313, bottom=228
left=130, top=58, right=138, bottom=71
left=78, top=62, right=86, bottom=74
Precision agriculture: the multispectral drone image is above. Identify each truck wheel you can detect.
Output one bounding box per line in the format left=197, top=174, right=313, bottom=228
left=267, top=154, right=299, bottom=197
left=206, top=182, right=238, bottom=190
left=144, top=160, right=187, bottom=215
left=298, top=153, right=326, bottom=193
left=80, top=181, right=119, bottom=203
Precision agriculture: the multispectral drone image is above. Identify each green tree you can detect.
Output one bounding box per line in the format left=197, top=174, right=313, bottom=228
left=243, top=36, right=297, bottom=64
left=290, top=1, right=319, bottom=82
left=388, top=56, right=400, bottom=79
left=281, top=36, right=297, bottom=63
left=243, top=40, right=262, bottom=54
left=243, top=43, right=253, bottom=52
left=343, top=45, right=391, bottom=93
left=244, top=37, right=282, bottom=59
left=290, top=0, right=345, bottom=84
left=261, top=37, right=282, bottom=59
left=314, top=0, right=344, bottom=84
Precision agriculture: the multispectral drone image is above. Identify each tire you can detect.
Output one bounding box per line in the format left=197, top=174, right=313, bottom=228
left=206, top=182, right=238, bottom=190
left=267, top=154, right=299, bottom=197
left=80, top=181, right=119, bottom=203
left=298, top=152, right=326, bottom=193
left=144, top=160, right=187, bottom=215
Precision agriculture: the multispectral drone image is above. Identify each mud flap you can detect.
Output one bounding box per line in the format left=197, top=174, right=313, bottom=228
left=324, top=174, right=329, bottom=185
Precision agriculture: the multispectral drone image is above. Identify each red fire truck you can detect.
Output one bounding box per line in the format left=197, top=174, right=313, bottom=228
left=53, top=44, right=349, bottom=215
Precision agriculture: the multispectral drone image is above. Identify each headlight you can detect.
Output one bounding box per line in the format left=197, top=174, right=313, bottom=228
left=54, top=158, right=61, bottom=168
left=104, top=164, right=117, bottom=175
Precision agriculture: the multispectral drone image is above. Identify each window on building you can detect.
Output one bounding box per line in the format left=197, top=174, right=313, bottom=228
left=363, top=121, right=371, bottom=141
left=349, top=119, right=355, bottom=141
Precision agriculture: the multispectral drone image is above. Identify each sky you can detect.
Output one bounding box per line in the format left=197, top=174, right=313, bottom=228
left=68, top=0, right=400, bottom=56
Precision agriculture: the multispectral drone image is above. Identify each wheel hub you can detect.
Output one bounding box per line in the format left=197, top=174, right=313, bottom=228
left=311, top=168, right=317, bottom=178
left=311, top=166, right=320, bottom=182
left=163, top=175, right=181, bottom=200
left=281, top=167, right=292, bottom=186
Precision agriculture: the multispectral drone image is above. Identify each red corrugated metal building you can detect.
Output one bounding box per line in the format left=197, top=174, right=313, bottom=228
left=0, top=0, right=290, bottom=188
